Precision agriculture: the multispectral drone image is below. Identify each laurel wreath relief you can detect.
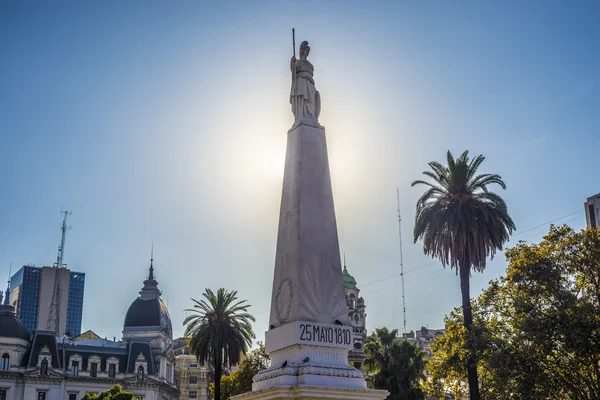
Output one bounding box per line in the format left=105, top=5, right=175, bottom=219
left=275, top=278, right=294, bottom=323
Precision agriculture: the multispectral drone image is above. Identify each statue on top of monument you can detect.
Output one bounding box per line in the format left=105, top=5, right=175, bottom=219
left=290, top=40, right=321, bottom=125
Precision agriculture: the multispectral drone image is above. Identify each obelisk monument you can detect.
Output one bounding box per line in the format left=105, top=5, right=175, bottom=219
left=234, top=38, right=388, bottom=400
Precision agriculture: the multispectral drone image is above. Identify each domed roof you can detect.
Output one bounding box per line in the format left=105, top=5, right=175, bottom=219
left=0, top=287, right=30, bottom=341
left=124, top=297, right=172, bottom=336
left=123, top=257, right=172, bottom=337
left=0, top=313, right=30, bottom=341
left=342, top=265, right=357, bottom=289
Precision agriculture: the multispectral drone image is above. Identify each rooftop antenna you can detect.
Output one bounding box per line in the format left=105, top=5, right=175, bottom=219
left=397, top=188, right=407, bottom=336
left=47, top=209, right=72, bottom=333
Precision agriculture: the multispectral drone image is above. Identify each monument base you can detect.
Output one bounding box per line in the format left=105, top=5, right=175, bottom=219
left=253, top=343, right=365, bottom=391
left=254, top=321, right=365, bottom=391
left=232, top=385, right=389, bottom=400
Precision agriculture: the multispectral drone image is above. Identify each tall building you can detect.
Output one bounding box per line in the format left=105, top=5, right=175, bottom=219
left=585, top=193, right=600, bottom=228
left=9, top=265, right=85, bottom=337
left=342, top=262, right=368, bottom=369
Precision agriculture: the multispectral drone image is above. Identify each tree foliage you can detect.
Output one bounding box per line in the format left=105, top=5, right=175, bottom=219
left=412, top=150, right=515, bottom=400
left=81, top=384, right=133, bottom=400
left=210, top=342, right=270, bottom=400
left=364, top=327, right=427, bottom=400
left=427, top=225, right=600, bottom=399
left=183, top=288, right=256, bottom=400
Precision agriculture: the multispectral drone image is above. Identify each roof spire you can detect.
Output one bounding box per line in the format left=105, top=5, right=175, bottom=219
left=0, top=263, right=15, bottom=313
left=139, top=245, right=161, bottom=299
left=149, top=243, right=155, bottom=281
left=4, top=262, right=11, bottom=306
left=3, top=283, right=9, bottom=305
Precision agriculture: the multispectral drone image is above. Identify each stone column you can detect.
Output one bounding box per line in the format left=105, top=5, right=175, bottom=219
left=234, top=122, right=388, bottom=400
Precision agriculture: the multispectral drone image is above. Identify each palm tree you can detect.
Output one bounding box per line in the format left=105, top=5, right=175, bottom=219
left=412, top=150, right=515, bottom=400
left=183, top=288, right=256, bottom=400
left=364, top=327, right=427, bottom=400
left=364, top=327, right=399, bottom=375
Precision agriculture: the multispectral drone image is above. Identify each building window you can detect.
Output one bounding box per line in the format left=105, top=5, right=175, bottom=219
left=0, top=389, right=6, bottom=400
left=90, top=362, right=98, bottom=377
left=189, top=375, right=198, bottom=384
left=189, top=391, right=197, bottom=399
left=108, top=363, right=116, bottom=378
left=38, top=392, right=47, bottom=400
left=41, top=359, right=48, bottom=375
left=69, top=394, right=77, bottom=400
left=137, top=366, right=144, bottom=380
left=166, top=363, right=172, bottom=382
left=0, top=354, right=9, bottom=370
left=189, top=363, right=198, bottom=368
left=71, top=361, right=79, bottom=376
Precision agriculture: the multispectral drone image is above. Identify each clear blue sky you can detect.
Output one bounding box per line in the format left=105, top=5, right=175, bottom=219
left=1, top=1, right=598, bottom=343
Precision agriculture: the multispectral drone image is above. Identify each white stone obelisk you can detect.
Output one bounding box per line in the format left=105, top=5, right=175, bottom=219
left=233, top=40, right=388, bottom=400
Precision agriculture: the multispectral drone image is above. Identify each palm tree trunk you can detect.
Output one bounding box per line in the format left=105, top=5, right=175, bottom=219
left=459, top=260, right=480, bottom=400
left=214, top=351, right=222, bottom=400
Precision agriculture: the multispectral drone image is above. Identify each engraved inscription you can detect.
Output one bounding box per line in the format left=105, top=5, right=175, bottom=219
left=299, top=323, right=351, bottom=346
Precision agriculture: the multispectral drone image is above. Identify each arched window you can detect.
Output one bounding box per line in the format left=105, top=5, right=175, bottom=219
left=1, top=353, right=9, bottom=370
left=41, top=359, right=48, bottom=375
left=71, top=360, right=79, bottom=376
left=137, top=365, right=144, bottom=380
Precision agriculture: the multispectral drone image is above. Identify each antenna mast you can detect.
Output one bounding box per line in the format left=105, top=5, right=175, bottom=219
left=47, top=209, right=71, bottom=333
left=397, top=189, right=407, bottom=336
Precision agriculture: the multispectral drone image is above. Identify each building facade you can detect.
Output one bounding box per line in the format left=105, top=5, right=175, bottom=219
left=585, top=193, right=600, bottom=228
left=9, top=266, right=85, bottom=337
left=173, top=338, right=211, bottom=400
left=0, top=259, right=178, bottom=400
left=342, top=262, right=367, bottom=369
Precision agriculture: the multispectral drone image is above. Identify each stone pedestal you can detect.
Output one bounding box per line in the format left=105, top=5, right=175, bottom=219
left=253, top=321, right=363, bottom=390
left=234, top=385, right=389, bottom=400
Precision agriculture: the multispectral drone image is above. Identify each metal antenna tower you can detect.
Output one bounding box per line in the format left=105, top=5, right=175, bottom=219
left=47, top=209, right=71, bottom=333
left=397, top=188, right=407, bottom=336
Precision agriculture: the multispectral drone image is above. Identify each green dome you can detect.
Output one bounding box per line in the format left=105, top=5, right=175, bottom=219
left=342, top=266, right=357, bottom=289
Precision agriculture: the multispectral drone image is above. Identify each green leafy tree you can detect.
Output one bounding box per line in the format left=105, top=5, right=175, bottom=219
left=412, top=150, right=515, bottom=400
left=427, top=225, right=600, bottom=399
left=210, top=342, right=270, bottom=399
left=81, top=384, right=133, bottom=400
left=184, top=288, right=256, bottom=400
left=364, top=327, right=427, bottom=400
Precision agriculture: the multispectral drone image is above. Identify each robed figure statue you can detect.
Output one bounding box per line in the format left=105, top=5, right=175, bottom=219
left=290, top=41, right=321, bottom=125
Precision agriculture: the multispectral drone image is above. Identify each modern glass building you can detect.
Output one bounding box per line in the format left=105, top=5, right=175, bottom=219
left=65, top=271, right=85, bottom=337
left=9, top=266, right=41, bottom=334
left=10, top=266, right=85, bottom=337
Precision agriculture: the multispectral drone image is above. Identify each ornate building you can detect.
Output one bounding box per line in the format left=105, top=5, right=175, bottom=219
left=0, top=259, right=178, bottom=400
left=173, top=338, right=211, bottom=400
left=342, top=261, right=367, bottom=369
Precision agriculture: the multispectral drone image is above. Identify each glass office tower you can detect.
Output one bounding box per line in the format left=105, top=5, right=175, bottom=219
left=66, top=271, right=85, bottom=337
left=9, top=266, right=41, bottom=333
left=10, top=266, right=85, bottom=337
